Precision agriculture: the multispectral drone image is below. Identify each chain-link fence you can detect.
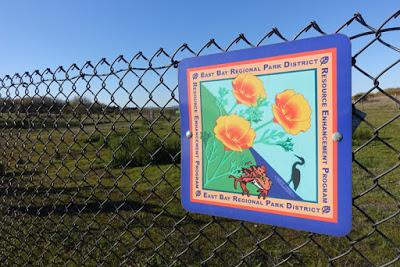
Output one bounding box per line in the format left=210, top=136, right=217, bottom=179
left=0, top=11, right=399, bottom=266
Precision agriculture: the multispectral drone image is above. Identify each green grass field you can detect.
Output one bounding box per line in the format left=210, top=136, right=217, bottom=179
left=0, top=98, right=398, bottom=266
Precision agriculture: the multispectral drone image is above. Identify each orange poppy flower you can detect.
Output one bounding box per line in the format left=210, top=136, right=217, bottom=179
left=272, top=89, right=311, bottom=135
left=232, top=74, right=266, bottom=106
left=214, top=114, right=256, bottom=152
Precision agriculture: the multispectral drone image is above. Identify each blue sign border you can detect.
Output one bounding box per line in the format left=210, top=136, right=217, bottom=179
left=178, top=34, right=352, bottom=236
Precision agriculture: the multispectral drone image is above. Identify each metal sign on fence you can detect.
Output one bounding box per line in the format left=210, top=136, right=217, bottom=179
left=179, top=34, right=352, bottom=236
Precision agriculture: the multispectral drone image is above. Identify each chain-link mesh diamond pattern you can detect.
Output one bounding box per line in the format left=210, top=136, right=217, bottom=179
left=0, top=12, right=399, bottom=266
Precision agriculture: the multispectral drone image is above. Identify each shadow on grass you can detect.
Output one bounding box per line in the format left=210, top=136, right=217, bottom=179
left=2, top=185, right=216, bottom=225
left=1, top=170, right=41, bottom=178
left=0, top=185, right=94, bottom=196
left=8, top=199, right=172, bottom=216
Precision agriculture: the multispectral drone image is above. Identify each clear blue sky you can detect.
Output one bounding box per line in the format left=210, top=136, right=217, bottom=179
left=0, top=1, right=399, bottom=95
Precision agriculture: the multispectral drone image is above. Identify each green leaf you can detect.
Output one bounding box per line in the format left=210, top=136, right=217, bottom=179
left=200, top=86, right=258, bottom=194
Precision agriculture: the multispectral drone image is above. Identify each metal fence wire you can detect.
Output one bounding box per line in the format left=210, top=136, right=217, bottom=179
left=0, top=11, right=399, bottom=267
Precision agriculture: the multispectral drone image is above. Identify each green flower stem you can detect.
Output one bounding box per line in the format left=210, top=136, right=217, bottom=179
left=254, top=119, right=273, bottom=131
left=210, top=150, right=236, bottom=179
left=227, top=103, right=238, bottom=114
left=205, top=138, right=217, bottom=178
left=254, top=140, right=270, bottom=145
left=216, top=103, right=224, bottom=116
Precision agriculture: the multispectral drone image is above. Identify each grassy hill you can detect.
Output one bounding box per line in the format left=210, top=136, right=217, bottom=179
left=353, top=87, right=400, bottom=100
